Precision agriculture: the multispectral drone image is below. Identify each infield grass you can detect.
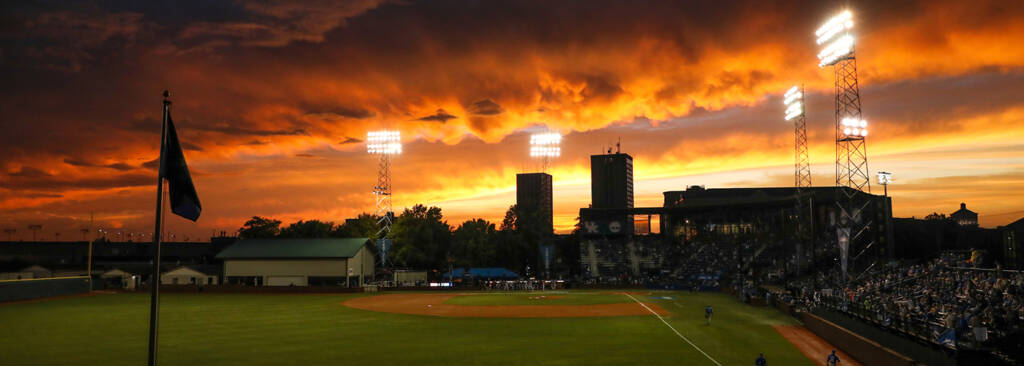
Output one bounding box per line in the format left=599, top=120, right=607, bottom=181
left=0, top=291, right=815, bottom=366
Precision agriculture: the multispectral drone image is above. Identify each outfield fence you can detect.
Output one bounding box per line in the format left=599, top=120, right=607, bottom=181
left=0, top=276, right=91, bottom=303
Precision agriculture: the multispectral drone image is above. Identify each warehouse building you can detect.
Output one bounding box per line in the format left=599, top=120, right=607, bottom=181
left=216, top=238, right=374, bottom=287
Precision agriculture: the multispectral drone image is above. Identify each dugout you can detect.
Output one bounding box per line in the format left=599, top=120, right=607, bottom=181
left=217, top=238, right=374, bottom=287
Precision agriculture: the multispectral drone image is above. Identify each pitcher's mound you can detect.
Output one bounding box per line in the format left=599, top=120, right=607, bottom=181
left=343, top=293, right=668, bottom=318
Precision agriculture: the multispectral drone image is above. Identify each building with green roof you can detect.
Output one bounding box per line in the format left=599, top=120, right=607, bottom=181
left=216, top=238, right=374, bottom=287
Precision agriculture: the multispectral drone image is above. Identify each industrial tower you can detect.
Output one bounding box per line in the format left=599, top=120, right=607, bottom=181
left=817, top=10, right=873, bottom=282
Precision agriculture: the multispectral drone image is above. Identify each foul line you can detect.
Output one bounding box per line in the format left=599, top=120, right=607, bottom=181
left=623, top=293, right=723, bottom=366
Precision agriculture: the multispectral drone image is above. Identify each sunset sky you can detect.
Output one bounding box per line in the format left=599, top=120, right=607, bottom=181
left=2, top=0, right=1023, bottom=241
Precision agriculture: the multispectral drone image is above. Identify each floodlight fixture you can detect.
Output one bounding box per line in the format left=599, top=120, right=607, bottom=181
left=529, top=132, right=561, bottom=158
left=877, top=171, right=892, bottom=185
left=840, top=117, right=868, bottom=138
left=366, top=130, right=402, bottom=155
left=784, top=85, right=804, bottom=121
left=817, top=10, right=855, bottom=67
left=815, top=10, right=853, bottom=45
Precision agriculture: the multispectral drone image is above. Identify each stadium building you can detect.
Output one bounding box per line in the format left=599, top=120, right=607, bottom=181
left=579, top=151, right=894, bottom=280
left=216, top=238, right=374, bottom=287
left=516, top=172, right=553, bottom=233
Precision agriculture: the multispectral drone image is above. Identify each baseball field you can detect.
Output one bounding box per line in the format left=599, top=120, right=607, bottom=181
left=0, top=290, right=853, bottom=365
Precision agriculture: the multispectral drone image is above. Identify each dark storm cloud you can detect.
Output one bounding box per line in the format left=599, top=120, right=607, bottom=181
left=468, top=99, right=503, bottom=116
left=25, top=193, right=64, bottom=199
left=7, top=167, right=51, bottom=178
left=181, top=142, right=204, bottom=151
left=187, top=123, right=310, bottom=137
left=305, top=107, right=375, bottom=120
left=1, top=0, right=1023, bottom=235
left=3, top=173, right=152, bottom=191
left=416, top=109, right=458, bottom=123
left=64, top=158, right=137, bottom=171
left=339, top=137, right=363, bottom=145
left=141, top=158, right=159, bottom=170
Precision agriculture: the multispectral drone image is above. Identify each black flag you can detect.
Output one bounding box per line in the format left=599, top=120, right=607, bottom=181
left=163, top=112, right=201, bottom=221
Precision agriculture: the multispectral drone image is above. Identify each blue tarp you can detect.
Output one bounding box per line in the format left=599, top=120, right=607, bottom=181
left=443, top=267, right=519, bottom=279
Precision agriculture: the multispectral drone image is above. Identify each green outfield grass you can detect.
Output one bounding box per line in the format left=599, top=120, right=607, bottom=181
left=445, top=291, right=629, bottom=306
left=0, top=291, right=814, bottom=366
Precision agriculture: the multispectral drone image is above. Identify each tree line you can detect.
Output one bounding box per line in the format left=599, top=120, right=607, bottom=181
left=237, top=204, right=579, bottom=276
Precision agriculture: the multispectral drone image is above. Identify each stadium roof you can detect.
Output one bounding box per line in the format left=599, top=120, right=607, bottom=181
left=215, top=238, right=369, bottom=259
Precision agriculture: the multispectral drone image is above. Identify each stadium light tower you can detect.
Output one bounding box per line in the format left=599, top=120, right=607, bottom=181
left=367, top=130, right=401, bottom=237
left=529, top=132, right=561, bottom=172
left=817, top=9, right=873, bottom=282
left=785, top=85, right=812, bottom=275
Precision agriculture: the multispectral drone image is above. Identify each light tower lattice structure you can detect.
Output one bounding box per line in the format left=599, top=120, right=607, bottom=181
left=528, top=132, right=560, bottom=278
left=529, top=132, right=561, bottom=172
left=785, top=85, right=812, bottom=274
left=367, top=131, right=402, bottom=237
left=817, top=10, right=873, bottom=282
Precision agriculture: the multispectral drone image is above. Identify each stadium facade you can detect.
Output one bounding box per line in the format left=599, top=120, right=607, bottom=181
left=579, top=156, right=894, bottom=280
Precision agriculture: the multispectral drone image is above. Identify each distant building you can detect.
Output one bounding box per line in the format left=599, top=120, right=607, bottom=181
left=589, top=152, right=634, bottom=236
left=161, top=266, right=219, bottom=286
left=950, top=202, right=979, bottom=227
left=516, top=172, right=553, bottom=233
left=999, top=217, right=1024, bottom=269
left=590, top=153, right=633, bottom=210
left=216, top=238, right=374, bottom=287
left=101, top=268, right=137, bottom=289
left=579, top=186, right=893, bottom=278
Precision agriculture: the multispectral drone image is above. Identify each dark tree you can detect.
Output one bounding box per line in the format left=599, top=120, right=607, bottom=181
left=279, top=220, right=335, bottom=238
left=333, top=213, right=380, bottom=240
left=238, top=216, right=282, bottom=239
left=389, top=204, right=451, bottom=269
left=494, top=205, right=546, bottom=273
left=451, top=218, right=497, bottom=267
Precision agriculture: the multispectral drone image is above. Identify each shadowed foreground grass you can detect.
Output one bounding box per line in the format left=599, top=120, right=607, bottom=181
left=0, top=291, right=813, bottom=366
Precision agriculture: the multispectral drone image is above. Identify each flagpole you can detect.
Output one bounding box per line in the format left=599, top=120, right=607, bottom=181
left=147, top=90, right=170, bottom=366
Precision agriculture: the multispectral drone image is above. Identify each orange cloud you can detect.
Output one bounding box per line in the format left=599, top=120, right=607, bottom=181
left=2, top=1, right=1023, bottom=238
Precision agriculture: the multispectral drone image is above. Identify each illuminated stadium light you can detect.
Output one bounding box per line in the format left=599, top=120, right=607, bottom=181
left=815, top=10, right=853, bottom=45
left=877, top=171, right=893, bottom=185
left=366, top=130, right=402, bottom=154
left=529, top=132, right=561, bottom=158
left=784, top=86, right=804, bottom=121
left=784, top=86, right=802, bottom=106
left=817, top=10, right=855, bottom=67
left=818, top=35, right=854, bottom=67
left=840, top=118, right=868, bottom=137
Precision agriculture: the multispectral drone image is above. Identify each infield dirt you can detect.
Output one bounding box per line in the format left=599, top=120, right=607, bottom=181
left=343, top=293, right=669, bottom=318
